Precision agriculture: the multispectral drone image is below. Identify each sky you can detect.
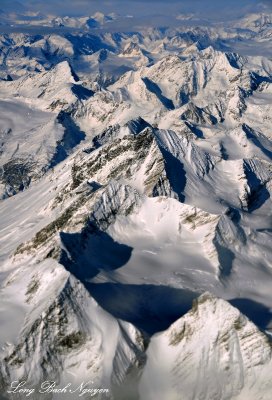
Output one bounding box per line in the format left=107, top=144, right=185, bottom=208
left=0, top=0, right=271, bottom=20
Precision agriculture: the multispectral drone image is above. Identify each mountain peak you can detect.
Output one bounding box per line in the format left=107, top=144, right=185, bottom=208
left=140, top=294, right=272, bottom=400
left=53, top=60, right=79, bottom=83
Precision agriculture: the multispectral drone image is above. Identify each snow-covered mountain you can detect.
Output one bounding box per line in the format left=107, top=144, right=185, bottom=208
left=0, top=8, right=272, bottom=400
left=0, top=61, right=93, bottom=198
left=140, top=293, right=272, bottom=400
left=0, top=10, right=118, bottom=30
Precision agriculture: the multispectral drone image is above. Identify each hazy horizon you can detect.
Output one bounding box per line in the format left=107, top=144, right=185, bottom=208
left=0, top=0, right=271, bottom=20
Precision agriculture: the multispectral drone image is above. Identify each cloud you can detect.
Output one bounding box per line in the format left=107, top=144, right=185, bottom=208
left=1, top=0, right=268, bottom=20
left=0, top=0, right=27, bottom=12
left=19, top=0, right=184, bottom=16
left=260, top=0, right=272, bottom=7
